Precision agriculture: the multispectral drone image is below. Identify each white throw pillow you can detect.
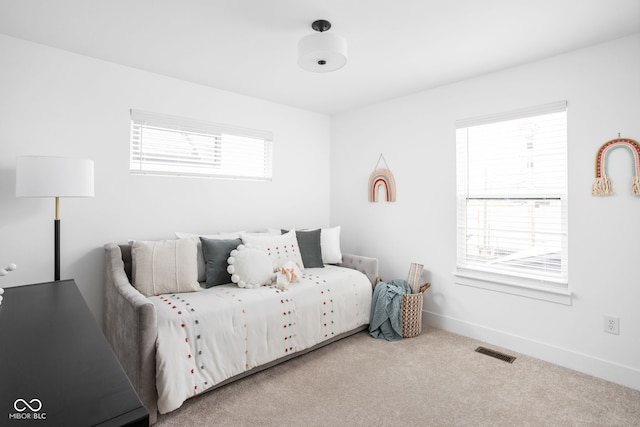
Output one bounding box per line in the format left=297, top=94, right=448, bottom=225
left=240, top=229, right=304, bottom=269
left=131, top=239, right=200, bottom=296
left=226, top=244, right=274, bottom=288
left=321, top=226, right=342, bottom=264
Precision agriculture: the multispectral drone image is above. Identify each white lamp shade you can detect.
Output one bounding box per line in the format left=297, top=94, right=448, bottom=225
left=298, top=31, right=347, bottom=72
left=16, top=156, right=94, bottom=198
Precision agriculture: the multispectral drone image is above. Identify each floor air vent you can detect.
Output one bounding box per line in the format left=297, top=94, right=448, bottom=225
left=475, top=346, right=516, bottom=363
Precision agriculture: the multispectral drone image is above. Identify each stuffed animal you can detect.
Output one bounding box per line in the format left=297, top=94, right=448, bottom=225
left=275, top=261, right=302, bottom=290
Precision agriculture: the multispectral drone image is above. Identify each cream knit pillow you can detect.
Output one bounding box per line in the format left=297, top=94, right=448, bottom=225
left=131, top=239, right=200, bottom=296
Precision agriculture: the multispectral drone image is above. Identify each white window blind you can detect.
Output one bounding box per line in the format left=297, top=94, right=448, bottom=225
left=455, top=101, right=568, bottom=287
left=130, top=110, right=273, bottom=180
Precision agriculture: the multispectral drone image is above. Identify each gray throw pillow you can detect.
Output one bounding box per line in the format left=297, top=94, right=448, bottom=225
left=282, top=229, right=324, bottom=268
left=200, top=237, right=242, bottom=288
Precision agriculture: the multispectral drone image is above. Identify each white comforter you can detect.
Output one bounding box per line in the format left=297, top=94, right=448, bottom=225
left=150, top=265, right=372, bottom=414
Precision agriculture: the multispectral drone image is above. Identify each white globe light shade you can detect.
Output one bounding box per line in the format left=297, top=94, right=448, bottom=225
left=297, top=31, right=347, bottom=72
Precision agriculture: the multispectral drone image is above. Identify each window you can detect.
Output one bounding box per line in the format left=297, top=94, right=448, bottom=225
left=455, top=101, right=569, bottom=303
left=130, top=110, right=273, bottom=180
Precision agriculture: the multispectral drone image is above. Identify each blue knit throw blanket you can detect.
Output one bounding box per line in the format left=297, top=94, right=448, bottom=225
left=369, top=279, right=412, bottom=341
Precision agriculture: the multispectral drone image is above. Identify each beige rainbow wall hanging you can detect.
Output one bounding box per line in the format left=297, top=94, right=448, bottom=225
left=368, top=154, right=396, bottom=202
left=591, top=137, right=640, bottom=197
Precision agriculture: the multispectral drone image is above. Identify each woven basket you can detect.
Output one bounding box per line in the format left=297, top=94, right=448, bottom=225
left=401, top=292, right=424, bottom=338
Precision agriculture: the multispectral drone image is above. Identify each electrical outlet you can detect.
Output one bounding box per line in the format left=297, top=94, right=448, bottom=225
left=604, top=315, right=619, bottom=335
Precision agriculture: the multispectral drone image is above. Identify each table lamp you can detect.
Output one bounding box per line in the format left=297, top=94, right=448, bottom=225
left=16, top=156, right=94, bottom=281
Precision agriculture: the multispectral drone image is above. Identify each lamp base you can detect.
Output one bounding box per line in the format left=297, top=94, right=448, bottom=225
left=55, top=219, right=60, bottom=281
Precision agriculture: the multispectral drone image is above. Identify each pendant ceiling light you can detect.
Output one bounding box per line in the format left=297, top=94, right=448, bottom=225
left=298, top=20, right=347, bottom=73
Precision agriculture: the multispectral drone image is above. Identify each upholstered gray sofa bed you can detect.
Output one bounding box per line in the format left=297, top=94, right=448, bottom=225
left=103, top=242, right=378, bottom=424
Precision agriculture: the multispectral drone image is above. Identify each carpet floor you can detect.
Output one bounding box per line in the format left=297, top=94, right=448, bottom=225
left=155, top=327, right=640, bottom=426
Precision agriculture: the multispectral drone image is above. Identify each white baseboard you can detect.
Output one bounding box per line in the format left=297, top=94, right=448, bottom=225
left=424, top=310, right=640, bottom=391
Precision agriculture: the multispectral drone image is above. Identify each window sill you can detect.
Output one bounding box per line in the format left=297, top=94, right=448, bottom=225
left=454, top=270, right=572, bottom=305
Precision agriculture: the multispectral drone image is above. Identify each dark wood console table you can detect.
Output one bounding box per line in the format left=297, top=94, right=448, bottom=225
left=0, top=280, right=148, bottom=426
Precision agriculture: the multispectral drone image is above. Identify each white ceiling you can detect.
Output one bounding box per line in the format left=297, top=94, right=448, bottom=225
left=1, top=0, right=639, bottom=115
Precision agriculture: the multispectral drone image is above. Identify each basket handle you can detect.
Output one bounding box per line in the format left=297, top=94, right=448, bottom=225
left=418, top=282, right=431, bottom=293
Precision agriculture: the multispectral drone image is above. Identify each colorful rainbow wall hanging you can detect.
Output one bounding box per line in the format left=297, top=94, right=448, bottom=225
left=368, top=154, right=396, bottom=202
left=592, top=137, right=640, bottom=196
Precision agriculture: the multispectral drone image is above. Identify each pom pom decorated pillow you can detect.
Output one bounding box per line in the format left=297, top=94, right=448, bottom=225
left=227, top=244, right=274, bottom=289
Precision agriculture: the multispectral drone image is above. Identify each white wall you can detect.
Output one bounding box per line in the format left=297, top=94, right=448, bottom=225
left=331, top=34, right=640, bottom=390
left=0, top=34, right=332, bottom=321
left=2, top=29, right=639, bottom=392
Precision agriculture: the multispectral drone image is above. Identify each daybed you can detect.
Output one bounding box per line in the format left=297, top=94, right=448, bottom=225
left=103, top=230, right=378, bottom=425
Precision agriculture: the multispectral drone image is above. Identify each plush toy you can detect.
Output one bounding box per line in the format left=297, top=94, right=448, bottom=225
left=275, top=261, right=302, bottom=291
left=227, top=244, right=274, bottom=289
